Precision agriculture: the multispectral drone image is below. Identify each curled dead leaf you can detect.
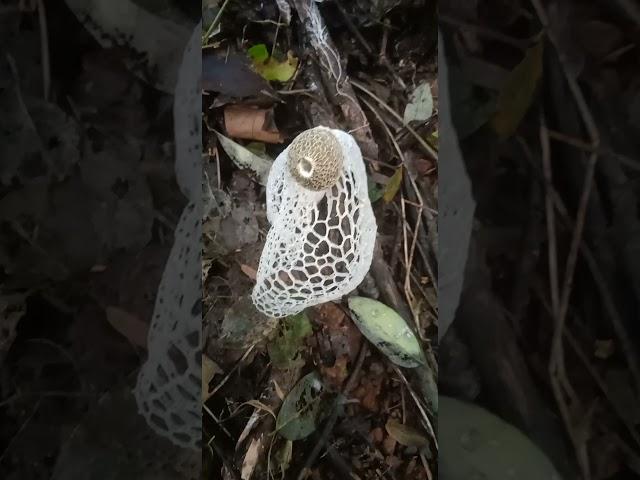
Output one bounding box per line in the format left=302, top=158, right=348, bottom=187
left=203, top=354, right=222, bottom=402
left=105, top=306, right=148, bottom=349
left=224, top=105, right=284, bottom=144
left=385, top=418, right=428, bottom=448
left=240, top=263, right=258, bottom=280
left=241, top=437, right=261, bottom=480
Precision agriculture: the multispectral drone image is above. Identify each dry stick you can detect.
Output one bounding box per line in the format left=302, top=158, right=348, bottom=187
left=546, top=129, right=640, bottom=172
left=540, top=117, right=560, bottom=317
left=351, top=79, right=437, bottom=160
left=334, top=0, right=407, bottom=90
left=530, top=1, right=602, bottom=478
left=439, top=13, right=532, bottom=50
left=295, top=342, right=369, bottom=480
left=402, top=194, right=423, bottom=326
left=393, top=366, right=437, bottom=450
left=540, top=117, right=575, bottom=418
left=565, top=331, right=640, bottom=450
left=359, top=96, right=405, bottom=164
left=524, top=140, right=640, bottom=476
left=358, top=96, right=426, bottom=324
left=524, top=148, right=640, bottom=399
left=203, top=0, right=232, bottom=43
left=540, top=119, right=577, bottom=405
left=208, top=344, right=256, bottom=398
left=334, top=1, right=373, bottom=56
left=534, top=285, right=640, bottom=450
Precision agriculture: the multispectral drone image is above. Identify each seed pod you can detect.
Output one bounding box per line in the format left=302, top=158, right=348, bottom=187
left=287, top=127, right=343, bottom=190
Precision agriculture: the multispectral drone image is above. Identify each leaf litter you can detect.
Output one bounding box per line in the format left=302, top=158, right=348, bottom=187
left=203, top=1, right=438, bottom=478
left=441, top=1, right=640, bottom=478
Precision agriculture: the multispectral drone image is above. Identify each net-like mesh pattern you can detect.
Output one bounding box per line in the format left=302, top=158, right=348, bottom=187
left=134, top=201, right=202, bottom=450
left=253, top=127, right=377, bottom=318
left=133, top=22, right=202, bottom=451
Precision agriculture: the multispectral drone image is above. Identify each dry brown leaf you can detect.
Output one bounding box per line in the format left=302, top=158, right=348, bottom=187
left=369, top=171, right=391, bottom=186
left=240, top=263, right=258, bottom=280
left=224, top=105, right=284, bottom=144
left=385, top=418, right=428, bottom=447
left=273, top=379, right=285, bottom=401
left=105, top=306, right=149, bottom=349
left=382, top=434, right=397, bottom=455
left=203, top=354, right=222, bottom=402
left=242, top=399, right=276, bottom=419
left=241, top=437, right=261, bottom=480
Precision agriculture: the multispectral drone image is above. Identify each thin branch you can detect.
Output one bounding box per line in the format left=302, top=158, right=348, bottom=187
left=351, top=79, right=437, bottom=160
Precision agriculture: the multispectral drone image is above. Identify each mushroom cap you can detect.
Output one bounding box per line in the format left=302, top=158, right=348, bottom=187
left=287, top=127, right=343, bottom=191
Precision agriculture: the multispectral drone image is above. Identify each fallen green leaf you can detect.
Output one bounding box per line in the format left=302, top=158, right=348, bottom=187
left=215, top=131, right=272, bottom=185
left=440, top=396, right=563, bottom=480
left=347, top=296, right=424, bottom=368
left=248, top=43, right=298, bottom=82
left=244, top=141, right=268, bottom=158
left=276, top=372, right=326, bottom=441
left=272, top=440, right=293, bottom=479
left=429, top=130, right=439, bottom=148
left=268, top=312, right=313, bottom=369
left=368, top=178, right=384, bottom=203
left=403, top=82, right=434, bottom=123
left=383, top=166, right=403, bottom=203
left=247, top=43, right=270, bottom=62
left=491, top=41, right=544, bottom=138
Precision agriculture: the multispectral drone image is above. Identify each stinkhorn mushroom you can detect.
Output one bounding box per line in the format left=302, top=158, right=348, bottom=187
left=252, top=126, right=377, bottom=318
left=134, top=21, right=202, bottom=451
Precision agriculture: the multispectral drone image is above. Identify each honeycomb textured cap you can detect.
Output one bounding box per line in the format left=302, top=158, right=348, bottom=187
left=287, top=127, right=343, bottom=191
left=253, top=126, right=377, bottom=318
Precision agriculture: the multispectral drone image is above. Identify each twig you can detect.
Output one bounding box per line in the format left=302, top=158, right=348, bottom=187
left=295, top=341, right=368, bottom=480
left=439, top=13, right=532, bottom=50
left=541, top=116, right=577, bottom=404
left=203, top=0, right=232, bottom=43
left=546, top=128, right=640, bottom=172
left=334, top=1, right=407, bottom=90
left=351, top=79, right=437, bottom=160
left=534, top=285, right=640, bottom=450
left=334, top=1, right=373, bottom=56
left=540, top=116, right=559, bottom=317
left=524, top=150, right=640, bottom=399
left=393, top=366, right=437, bottom=450
left=359, top=96, right=404, bottom=164
left=209, top=343, right=256, bottom=398
left=530, top=1, right=602, bottom=477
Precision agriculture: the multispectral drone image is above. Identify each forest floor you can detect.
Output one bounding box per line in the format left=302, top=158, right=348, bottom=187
left=441, top=2, right=640, bottom=479
left=203, top=0, right=438, bottom=478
